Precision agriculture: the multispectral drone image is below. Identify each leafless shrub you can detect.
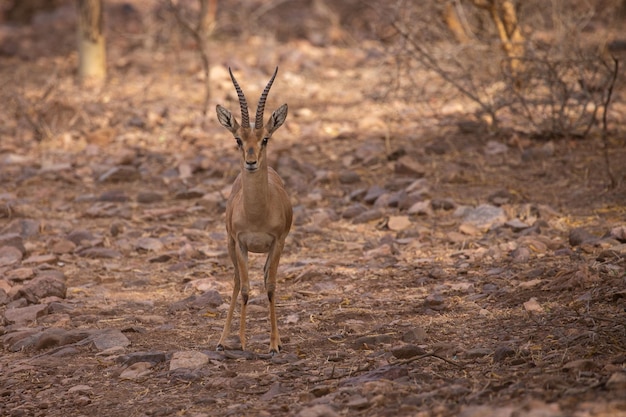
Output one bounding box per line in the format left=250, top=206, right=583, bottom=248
left=373, top=0, right=621, bottom=140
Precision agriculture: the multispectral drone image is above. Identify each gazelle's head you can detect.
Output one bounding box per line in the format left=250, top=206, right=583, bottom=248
left=216, top=67, right=288, bottom=173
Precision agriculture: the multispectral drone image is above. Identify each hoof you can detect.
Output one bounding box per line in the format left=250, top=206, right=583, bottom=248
left=269, top=345, right=282, bottom=356
left=216, top=344, right=225, bottom=352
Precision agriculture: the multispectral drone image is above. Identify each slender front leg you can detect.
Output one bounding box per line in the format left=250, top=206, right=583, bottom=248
left=264, top=239, right=285, bottom=354
left=236, top=242, right=249, bottom=351
left=217, top=237, right=240, bottom=351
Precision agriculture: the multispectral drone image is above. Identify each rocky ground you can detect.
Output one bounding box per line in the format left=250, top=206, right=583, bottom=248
left=1, top=2, right=626, bottom=417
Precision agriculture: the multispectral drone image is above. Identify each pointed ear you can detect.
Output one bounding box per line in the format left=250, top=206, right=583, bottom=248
left=216, top=105, right=240, bottom=134
left=266, top=104, right=288, bottom=135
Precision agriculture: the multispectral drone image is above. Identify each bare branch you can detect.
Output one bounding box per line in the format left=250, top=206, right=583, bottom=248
left=601, top=57, right=619, bottom=189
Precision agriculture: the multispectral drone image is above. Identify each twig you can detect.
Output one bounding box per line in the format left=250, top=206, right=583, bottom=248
left=250, top=0, right=294, bottom=22
left=167, top=0, right=213, bottom=115
left=601, top=56, right=619, bottom=189
left=395, top=351, right=464, bottom=368
left=388, top=19, right=496, bottom=122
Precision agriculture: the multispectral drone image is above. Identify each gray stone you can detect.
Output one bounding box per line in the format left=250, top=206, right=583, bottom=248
left=394, top=155, right=425, bottom=177
left=392, top=344, right=426, bottom=359
left=18, top=273, right=66, bottom=303
left=5, top=303, right=49, bottom=325
left=296, top=405, right=339, bottom=417
left=569, top=227, right=598, bottom=246
left=66, top=229, right=95, bottom=245
left=0, top=246, right=23, bottom=267
left=461, top=204, right=507, bottom=231
left=78, top=247, right=122, bottom=259
left=137, top=192, right=164, bottom=204
left=120, top=362, right=153, bottom=380
left=135, top=237, right=164, bottom=252
left=90, top=329, right=131, bottom=350
left=363, top=186, right=386, bottom=204
left=352, top=209, right=383, bottom=224
left=169, top=351, right=209, bottom=370
left=117, top=351, right=168, bottom=366
left=341, top=204, right=367, bottom=219
left=98, top=165, right=140, bottom=182
left=0, top=233, right=26, bottom=254
left=353, top=334, right=393, bottom=349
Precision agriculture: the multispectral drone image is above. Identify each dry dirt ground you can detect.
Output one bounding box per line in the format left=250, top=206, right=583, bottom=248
left=1, top=2, right=626, bottom=417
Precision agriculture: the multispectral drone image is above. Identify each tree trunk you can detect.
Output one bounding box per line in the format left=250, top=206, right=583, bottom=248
left=444, top=2, right=471, bottom=44
left=471, top=0, right=525, bottom=81
left=77, top=0, right=106, bottom=84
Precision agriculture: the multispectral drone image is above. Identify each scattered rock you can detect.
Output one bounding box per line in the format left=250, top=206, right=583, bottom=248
left=68, top=385, right=93, bottom=395
left=0, top=233, right=26, bottom=253
left=493, top=346, right=516, bottom=362
left=120, top=362, right=153, bottom=380
left=169, top=351, right=209, bottom=371
left=79, top=247, right=122, bottom=259
left=609, top=225, right=626, bottom=242
left=606, top=372, right=626, bottom=391
left=353, top=334, right=393, bottom=349
left=569, top=227, right=598, bottom=246
left=505, top=219, right=530, bottom=231
left=175, top=188, right=205, bottom=200
left=597, top=243, right=626, bottom=261
left=98, top=165, right=140, bottom=182
left=511, top=246, right=531, bottom=263
left=169, top=290, right=223, bottom=311
left=488, top=189, right=517, bottom=206
left=460, top=204, right=507, bottom=231
left=352, top=209, right=383, bottom=224
left=401, top=327, right=427, bottom=343
left=562, top=359, right=597, bottom=372
left=99, top=189, right=130, bottom=202
left=137, top=191, right=165, bottom=204
left=5, top=267, right=35, bottom=281
left=423, top=293, right=446, bottom=310
left=407, top=201, right=432, bottom=216
left=340, top=364, right=408, bottom=385
left=117, top=351, right=168, bottom=366
left=431, top=198, right=455, bottom=211
left=484, top=140, right=508, bottom=155
left=387, top=215, right=411, bottom=231
left=0, top=245, right=23, bottom=266
left=5, top=303, right=49, bottom=325
left=90, top=329, right=131, bottom=351
left=464, top=348, right=492, bottom=359
left=296, top=404, right=339, bottom=417
left=67, top=229, right=96, bottom=245
left=1, top=219, right=41, bottom=238
left=394, top=155, right=425, bottom=177
left=392, top=344, right=426, bottom=359
left=523, top=297, right=544, bottom=313
left=50, top=238, right=77, bottom=254
left=136, top=237, right=164, bottom=252
left=363, top=186, right=386, bottom=204
left=22, top=253, right=58, bottom=265
left=18, top=272, right=66, bottom=303
left=339, top=170, right=360, bottom=184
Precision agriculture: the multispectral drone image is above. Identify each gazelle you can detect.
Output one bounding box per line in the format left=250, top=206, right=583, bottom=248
left=215, top=67, right=292, bottom=355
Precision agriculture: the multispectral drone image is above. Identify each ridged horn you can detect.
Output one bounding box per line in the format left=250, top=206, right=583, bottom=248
left=255, top=67, right=279, bottom=129
left=228, top=67, right=250, bottom=128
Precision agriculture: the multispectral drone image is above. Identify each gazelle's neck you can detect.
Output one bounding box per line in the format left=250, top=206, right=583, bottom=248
left=241, top=162, right=270, bottom=219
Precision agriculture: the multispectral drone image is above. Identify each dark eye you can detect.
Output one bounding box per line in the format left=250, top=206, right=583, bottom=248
left=261, top=137, right=269, bottom=146
left=235, top=138, right=243, bottom=148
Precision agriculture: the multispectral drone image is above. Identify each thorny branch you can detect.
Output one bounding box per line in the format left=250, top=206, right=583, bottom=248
left=167, top=0, right=215, bottom=115
left=601, top=57, right=619, bottom=189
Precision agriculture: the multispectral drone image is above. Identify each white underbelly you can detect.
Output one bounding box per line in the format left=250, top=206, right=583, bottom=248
left=239, top=232, right=274, bottom=253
